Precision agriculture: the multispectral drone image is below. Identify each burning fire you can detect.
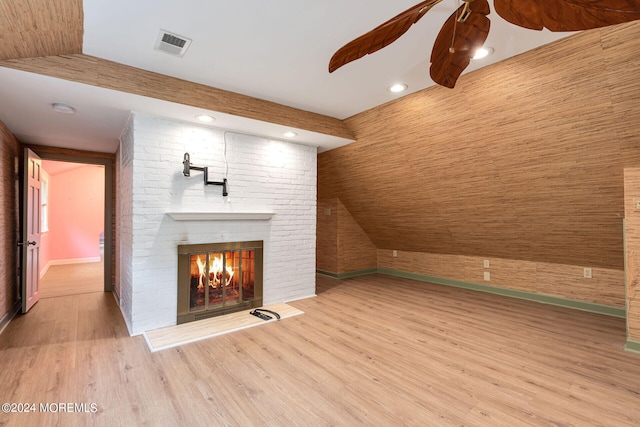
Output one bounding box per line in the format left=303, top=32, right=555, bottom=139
left=196, top=255, right=206, bottom=289
left=194, top=253, right=234, bottom=289
left=210, top=254, right=234, bottom=288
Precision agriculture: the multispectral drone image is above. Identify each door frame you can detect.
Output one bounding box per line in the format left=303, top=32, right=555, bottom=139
left=21, top=148, right=42, bottom=312
left=27, top=145, right=114, bottom=293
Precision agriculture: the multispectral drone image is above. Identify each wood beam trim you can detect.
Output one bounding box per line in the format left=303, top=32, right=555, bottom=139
left=0, top=54, right=354, bottom=140
left=27, top=144, right=115, bottom=161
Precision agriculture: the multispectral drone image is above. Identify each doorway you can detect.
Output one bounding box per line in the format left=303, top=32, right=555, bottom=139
left=39, top=160, right=105, bottom=298
left=22, top=146, right=113, bottom=308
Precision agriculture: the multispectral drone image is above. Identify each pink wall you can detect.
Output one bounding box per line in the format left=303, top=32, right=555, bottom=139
left=40, top=228, right=51, bottom=276
left=45, top=163, right=105, bottom=263
left=39, top=169, right=51, bottom=276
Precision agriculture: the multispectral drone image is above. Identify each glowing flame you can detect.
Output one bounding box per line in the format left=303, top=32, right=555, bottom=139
left=196, top=255, right=206, bottom=289
left=209, top=254, right=233, bottom=288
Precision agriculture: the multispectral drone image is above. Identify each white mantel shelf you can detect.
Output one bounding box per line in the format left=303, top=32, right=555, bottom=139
left=166, top=212, right=274, bottom=221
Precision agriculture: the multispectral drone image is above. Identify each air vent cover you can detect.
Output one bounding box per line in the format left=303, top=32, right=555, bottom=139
left=154, top=30, right=192, bottom=57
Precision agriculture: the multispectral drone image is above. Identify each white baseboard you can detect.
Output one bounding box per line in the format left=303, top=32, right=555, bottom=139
left=283, top=293, right=317, bottom=304
left=40, top=257, right=101, bottom=278
left=40, top=261, right=52, bottom=279
left=49, top=257, right=101, bottom=266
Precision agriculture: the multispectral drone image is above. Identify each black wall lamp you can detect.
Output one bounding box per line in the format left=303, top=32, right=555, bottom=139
left=182, top=152, right=228, bottom=196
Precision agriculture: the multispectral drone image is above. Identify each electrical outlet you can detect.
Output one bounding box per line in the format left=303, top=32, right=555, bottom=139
left=484, top=271, right=490, bottom=281
left=483, top=260, right=490, bottom=268
left=392, top=250, right=398, bottom=257
left=324, top=208, right=332, bottom=216
left=583, top=268, right=592, bottom=279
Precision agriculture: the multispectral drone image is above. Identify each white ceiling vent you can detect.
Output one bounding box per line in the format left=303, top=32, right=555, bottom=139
left=154, top=30, right=192, bottom=57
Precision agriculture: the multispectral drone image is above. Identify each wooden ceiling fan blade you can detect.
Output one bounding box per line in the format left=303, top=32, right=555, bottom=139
left=494, top=0, right=640, bottom=32
left=329, top=0, right=443, bottom=73
left=429, top=0, right=491, bottom=88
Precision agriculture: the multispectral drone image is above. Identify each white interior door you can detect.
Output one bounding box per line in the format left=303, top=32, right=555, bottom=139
left=21, top=148, right=41, bottom=313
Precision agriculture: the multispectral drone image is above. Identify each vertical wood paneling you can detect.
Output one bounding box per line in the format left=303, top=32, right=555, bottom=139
left=0, top=120, right=21, bottom=320
left=319, top=21, right=640, bottom=272
left=624, top=168, right=640, bottom=340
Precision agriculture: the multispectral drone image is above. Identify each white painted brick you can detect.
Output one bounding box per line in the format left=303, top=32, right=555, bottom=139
left=119, top=113, right=317, bottom=335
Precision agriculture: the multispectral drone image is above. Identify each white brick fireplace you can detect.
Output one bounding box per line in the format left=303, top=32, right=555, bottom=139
left=118, top=113, right=317, bottom=335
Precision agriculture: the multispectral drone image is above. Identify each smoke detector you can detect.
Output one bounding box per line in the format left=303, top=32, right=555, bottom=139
left=154, top=30, right=192, bottom=57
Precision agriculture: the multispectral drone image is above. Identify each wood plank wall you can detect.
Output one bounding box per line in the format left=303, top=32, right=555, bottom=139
left=317, top=198, right=378, bottom=275
left=0, top=0, right=83, bottom=60
left=624, top=169, right=640, bottom=340
left=378, top=250, right=625, bottom=308
left=337, top=200, right=377, bottom=273
left=319, top=21, right=640, bottom=270
left=318, top=21, right=640, bottom=306
left=317, top=199, right=338, bottom=273
left=0, top=120, right=21, bottom=322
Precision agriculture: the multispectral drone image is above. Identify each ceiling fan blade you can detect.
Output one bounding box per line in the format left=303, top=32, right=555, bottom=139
left=494, top=0, right=640, bottom=31
left=429, top=0, right=491, bottom=88
left=329, top=0, right=444, bottom=73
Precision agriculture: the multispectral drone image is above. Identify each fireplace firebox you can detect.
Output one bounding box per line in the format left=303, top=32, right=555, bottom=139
left=177, top=241, right=263, bottom=324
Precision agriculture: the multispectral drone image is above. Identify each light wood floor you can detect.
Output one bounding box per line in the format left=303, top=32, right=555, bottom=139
left=39, top=262, right=104, bottom=298
left=1, top=274, right=639, bottom=426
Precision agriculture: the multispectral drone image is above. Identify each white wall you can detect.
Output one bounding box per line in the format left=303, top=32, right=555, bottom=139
left=119, top=118, right=134, bottom=333
left=119, top=113, right=317, bottom=335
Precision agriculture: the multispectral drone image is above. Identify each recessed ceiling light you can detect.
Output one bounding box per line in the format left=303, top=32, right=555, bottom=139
left=388, top=83, right=408, bottom=93
left=195, top=114, right=215, bottom=123
left=472, top=46, right=494, bottom=60
left=51, top=103, right=76, bottom=114
left=283, top=131, right=297, bottom=138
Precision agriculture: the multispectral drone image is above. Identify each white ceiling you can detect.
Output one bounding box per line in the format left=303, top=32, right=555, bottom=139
left=0, top=0, right=573, bottom=153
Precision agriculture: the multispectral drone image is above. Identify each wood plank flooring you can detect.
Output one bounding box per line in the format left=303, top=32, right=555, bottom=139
left=39, top=262, right=104, bottom=298
left=1, top=273, right=639, bottom=426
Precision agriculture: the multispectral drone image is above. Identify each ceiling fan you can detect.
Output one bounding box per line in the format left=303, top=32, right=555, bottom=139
left=329, top=0, right=640, bottom=88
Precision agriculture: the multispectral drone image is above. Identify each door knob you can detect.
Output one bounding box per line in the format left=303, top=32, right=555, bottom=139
left=17, top=241, right=36, bottom=246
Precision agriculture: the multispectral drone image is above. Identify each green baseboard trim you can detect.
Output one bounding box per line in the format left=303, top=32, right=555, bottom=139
left=624, top=339, right=640, bottom=354
left=377, top=268, right=626, bottom=319
left=316, top=268, right=378, bottom=280
left=316, top=270, right=339, bottom=279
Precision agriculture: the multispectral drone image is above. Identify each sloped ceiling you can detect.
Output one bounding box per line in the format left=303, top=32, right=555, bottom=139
left=319, top=21, right=640, bottom=269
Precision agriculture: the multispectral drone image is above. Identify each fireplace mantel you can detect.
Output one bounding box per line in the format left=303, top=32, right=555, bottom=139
left=166, top=212, right=274, bottom=221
